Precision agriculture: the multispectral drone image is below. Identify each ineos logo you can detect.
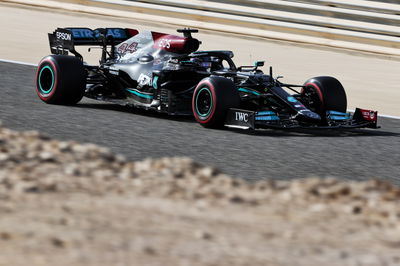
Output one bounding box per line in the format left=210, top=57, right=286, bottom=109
left=56, top=32, right=72, bottom=41
left=235, top=112, right=249, bottom=122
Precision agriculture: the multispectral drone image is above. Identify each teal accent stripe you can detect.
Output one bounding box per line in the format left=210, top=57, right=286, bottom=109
left=38, top=66, right=54, bottom=94
left=126, top=89, right=153, bottom=99
left=328, top=116, right=349, bottom=120
left=256, top=110, right=279, bottom=121
left=256, top=111, right=276, bottom=116
left=152, top=76, right=159, bottom=89
left=326, top=110, right=351, bottom=121
left=238, top=88, right=261, bottom=96
left=326, top=110, right=348, bottom=116
left=255, top=116, right=279, bottom=121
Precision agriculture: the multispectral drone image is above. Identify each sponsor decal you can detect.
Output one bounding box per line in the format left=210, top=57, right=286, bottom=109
left=138, top=73, right=152, bottom=87
left=362, top=110, right=376, bottom=121
left=159, top=38, right=171, bottom=49
left=70, top=28, right=93, bottom=38
left=354, top=108, right=377, bottom=122
left=225, top=109, right=255, bottom=129
left=370, top=112, right=375, bottom=120
left=56, top=31, right=72, bottom=41
left=127, top=42, right=138, bottom=53
left=287, top=96, right=298, bottom=103
left=117, top=43, right=128, bottom=54
left=116, top=30, right=154, bottom=61
left=117, top=42, right=138, bottom=55
left=235, top=112, right=249, bottom=122
left=97, top=28, right=126, bottom=39
left=70, top=28, right=127, bottom=39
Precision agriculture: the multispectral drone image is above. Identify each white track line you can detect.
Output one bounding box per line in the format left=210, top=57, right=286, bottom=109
left=0, top=58, right=37, bottom=66
left=380, top=114, right=400, bottom=119
left=1, top=58, right=399, bottom=120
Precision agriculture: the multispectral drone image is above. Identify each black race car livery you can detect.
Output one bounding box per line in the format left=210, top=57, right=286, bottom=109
left=35, top=27, right=378, bottom=129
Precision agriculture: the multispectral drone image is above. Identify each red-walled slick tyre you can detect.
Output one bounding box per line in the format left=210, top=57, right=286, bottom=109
left=301, top=76, right=347, bottom=117
left=192, top=76, right=240, bottom=128
left=35, top=55, right=86, bottom=105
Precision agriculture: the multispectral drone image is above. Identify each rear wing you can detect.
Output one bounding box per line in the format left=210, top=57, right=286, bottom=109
left=48, top=27, right=138, bottom=60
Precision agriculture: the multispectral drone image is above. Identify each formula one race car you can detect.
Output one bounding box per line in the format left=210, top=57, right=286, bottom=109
left=35, top=27, right=378, bottom=130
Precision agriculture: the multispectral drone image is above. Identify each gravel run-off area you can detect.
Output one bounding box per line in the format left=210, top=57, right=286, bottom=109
left=1, top=123, right=400, bottom=266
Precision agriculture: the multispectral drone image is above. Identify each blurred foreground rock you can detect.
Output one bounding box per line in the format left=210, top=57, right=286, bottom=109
left=0, top=125, right=400, bottom=266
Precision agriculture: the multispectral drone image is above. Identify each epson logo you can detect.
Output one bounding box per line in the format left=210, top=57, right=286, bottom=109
left=235, top=112, right=249, bottom=122
left=56, top=32, right=72, bottom=41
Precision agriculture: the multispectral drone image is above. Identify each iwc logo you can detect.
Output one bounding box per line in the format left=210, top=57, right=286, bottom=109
left=235, top=112, right=249, bottom=122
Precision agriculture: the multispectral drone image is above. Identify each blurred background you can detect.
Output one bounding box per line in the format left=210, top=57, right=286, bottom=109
left=1, top=0, right=400, bottom=115
left=1, top=2, right=400, bottom=265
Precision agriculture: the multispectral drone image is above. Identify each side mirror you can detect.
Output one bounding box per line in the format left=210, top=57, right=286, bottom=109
left=254, top=61, right=265, bottom=67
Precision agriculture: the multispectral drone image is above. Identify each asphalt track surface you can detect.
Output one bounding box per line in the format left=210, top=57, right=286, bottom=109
left=1, top=61, right=400, bottom=183
left=2, top=3, right=400, bottom=116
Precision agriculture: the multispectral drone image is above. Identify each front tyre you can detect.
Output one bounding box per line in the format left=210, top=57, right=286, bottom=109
left=35, top=55, right=86, bottom=105
left=301, top=76, right=347, bottom=117
left=192, top=76, right=240, bottom=128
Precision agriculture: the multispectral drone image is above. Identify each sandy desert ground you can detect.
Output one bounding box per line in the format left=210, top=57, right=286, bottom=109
left=1, top=124, right=400, bottom=266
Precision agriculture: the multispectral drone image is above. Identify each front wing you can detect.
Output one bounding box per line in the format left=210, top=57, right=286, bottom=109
left=224, top=108, right=379, bottom=130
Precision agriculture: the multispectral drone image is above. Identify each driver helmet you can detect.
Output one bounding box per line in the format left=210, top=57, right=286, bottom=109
left=190, top=57, right=212, bottom=69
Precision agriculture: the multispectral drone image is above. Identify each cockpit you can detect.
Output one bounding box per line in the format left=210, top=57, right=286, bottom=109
left=188, top=50, right=236, bottom=72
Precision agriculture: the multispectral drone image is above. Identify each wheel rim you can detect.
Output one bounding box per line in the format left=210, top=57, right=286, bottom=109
left=302, top=85, right=322, bottom=114
left=195, top=87, right=213, bottom=117
left=38, top=66, right=55, bottom=94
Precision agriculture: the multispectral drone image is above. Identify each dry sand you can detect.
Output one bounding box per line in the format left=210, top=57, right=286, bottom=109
left=1, top=124, right=400, bottom=266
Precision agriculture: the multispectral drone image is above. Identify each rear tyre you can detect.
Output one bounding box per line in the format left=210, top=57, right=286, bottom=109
left=301, top=76, right=347, bottom=117
left=192, top=76, right=240, bottom=128
left=35, top=55, right=86, bottom=105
